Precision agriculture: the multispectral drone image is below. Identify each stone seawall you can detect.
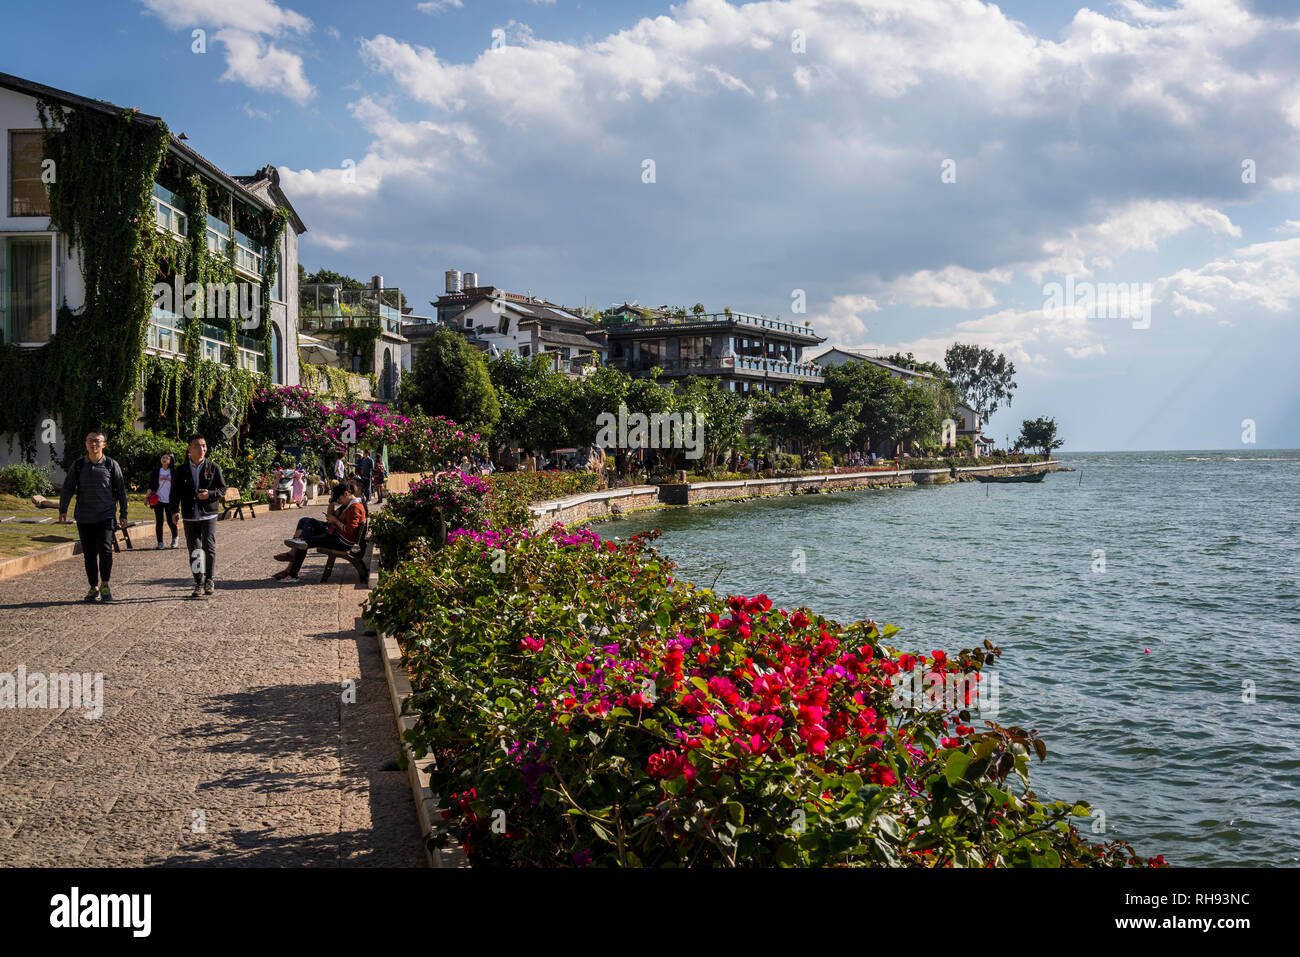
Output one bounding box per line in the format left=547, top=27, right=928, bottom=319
left=530, top=461, right=1058, bottom=530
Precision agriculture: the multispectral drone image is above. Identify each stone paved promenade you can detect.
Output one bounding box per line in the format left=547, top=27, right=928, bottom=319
left=0, top=503, right=424, bottom=866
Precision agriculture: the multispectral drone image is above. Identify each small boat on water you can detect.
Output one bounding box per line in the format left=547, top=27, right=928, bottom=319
left=974, top=471, right=1047, bottom=484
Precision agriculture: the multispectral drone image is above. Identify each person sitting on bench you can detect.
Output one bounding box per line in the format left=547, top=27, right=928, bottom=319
left=271, top=481, right=365, bottom=581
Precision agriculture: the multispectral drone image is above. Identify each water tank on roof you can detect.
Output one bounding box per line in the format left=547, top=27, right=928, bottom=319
left=463, top=271, right=478, bottom=290
left=371, top=275, right=384, bottom=290
left=445, top=269, right=462, bottom=294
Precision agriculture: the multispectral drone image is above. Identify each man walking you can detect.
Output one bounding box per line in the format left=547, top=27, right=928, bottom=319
left=356, top=448, right=374, bottom=503
left=58, top=430, right=129, bottom=602
left=173, top=434, right=226, bottom=598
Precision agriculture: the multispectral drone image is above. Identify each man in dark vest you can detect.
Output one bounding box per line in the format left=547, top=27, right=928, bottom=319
left=58, top=430, right=129, bottom=602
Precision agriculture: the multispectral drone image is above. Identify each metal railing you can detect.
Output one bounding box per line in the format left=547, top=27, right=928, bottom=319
left=620, top=354, right=824, bottom=381
left=147, top=309, right=265, bottom=374
left=299, top=284, right=404, bottom=335
left=611, top=311, right=821, bottom=339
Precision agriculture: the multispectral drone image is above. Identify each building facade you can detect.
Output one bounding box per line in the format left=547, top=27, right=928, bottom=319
left=434, top=270, right=604, bottom=376
left=299, top=275, right=406, bottom=403
left=604, top=311, right=826, bottom=394
left=0, top=71, right=307, bottom=469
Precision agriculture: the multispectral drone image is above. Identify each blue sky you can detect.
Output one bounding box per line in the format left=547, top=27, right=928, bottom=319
left=4, top=0, right=1300, bottom=451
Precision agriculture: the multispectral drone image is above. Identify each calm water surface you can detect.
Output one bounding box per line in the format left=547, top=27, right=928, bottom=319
left=611, top=450, right=1300, bottom=866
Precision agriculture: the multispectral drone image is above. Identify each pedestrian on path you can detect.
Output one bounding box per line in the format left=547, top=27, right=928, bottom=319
left=356, top=448, right=374, bottom=503
left=332, top=453, right=345, bottom=486
left=57, top=430, right=128, bottom=603
left=271, top=481, right=366, bottom=580
left=147, top=450, right=181, bottom=550
left=173, top=434, right=226, bottom=598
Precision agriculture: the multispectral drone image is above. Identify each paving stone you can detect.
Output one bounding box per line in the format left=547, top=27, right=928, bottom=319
left=0, top=507, right=423, bottom=866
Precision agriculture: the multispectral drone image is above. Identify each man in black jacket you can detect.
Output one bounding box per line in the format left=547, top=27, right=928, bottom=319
left=58, top=430, right=129, bottom=603
left=173, top=434, right=226, bottom=598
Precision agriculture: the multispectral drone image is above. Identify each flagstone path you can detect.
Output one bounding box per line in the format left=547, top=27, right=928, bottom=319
left=0, top=503, right=424, bottom=867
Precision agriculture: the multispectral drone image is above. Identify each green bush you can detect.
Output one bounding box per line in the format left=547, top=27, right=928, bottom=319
left=0, top=462, right=56, bottom=497
left=364, top=527, right=1164, bottom=868
left=373, top=471, right=491, bottom=567
left=110, top=429, right=185, bottom=490
left=485, top=471, right=599, bottom=530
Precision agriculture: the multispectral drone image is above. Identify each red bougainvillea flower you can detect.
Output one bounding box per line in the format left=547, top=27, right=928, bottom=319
left=898, top=654, right=917, bottom=672
left=869, top=763, right=897, bottom=786
left=626, top=691, right=654, bottom=709
left=646, top=748, right=696, bottom=782
left=790, top=610, right=811, bottom=629
left=940, top=737, right=962, bottom=749
left=518, top=636, right=544, bottom=653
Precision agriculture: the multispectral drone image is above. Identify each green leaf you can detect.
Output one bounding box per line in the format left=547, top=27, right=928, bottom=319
left=944, top=750, right=972, bottom=785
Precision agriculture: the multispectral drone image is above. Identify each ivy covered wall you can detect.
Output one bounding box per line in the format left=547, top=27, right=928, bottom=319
left=0, top=97, right=288, bottom=463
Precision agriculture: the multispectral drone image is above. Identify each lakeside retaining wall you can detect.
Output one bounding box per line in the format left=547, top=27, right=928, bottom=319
left=530, top=461, right=1059, bottom=530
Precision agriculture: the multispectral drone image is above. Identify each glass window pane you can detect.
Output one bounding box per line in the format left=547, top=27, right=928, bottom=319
left=9, top=132, right=49, bottom=216
left=6, top=237, right=52, bottom=342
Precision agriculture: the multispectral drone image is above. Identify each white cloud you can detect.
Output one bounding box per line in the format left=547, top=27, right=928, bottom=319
left=1157, top=237, right=1300, bottom=314
left=138, top=0, right=309, bottom=34
left=138, top=0, right=314, bottom=103
left=279, top=96, right=479, bottom=199
left=215, top=29, right=315, bottom=104
left=878, top=266, right=1012, bottom=310
left=808, top=294, right=880, bottom=341
left=1026, top=200, right=1241, bottom=282
left=417, top=0, right=462, bottom=12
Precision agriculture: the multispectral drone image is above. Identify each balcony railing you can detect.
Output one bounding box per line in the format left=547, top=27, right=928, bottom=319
left=231, top=226, right=264, bottom=277
left=610, top=311, right=822, bottom=339
left=299, top=284, right=405, bottom=335
left=147, top=309, right=265, bottom=374
left=620, top=354, right=824, bottom=381
left=151, top=183, right=187, bottom=239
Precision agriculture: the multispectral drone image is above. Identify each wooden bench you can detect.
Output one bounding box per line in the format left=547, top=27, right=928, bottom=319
left=316, top=516, right=370, bottom=584
left=219, top=487, right=258, bottom=520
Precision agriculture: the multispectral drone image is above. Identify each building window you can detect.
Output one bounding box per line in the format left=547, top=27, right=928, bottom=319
left=633, top=339, right=663, bottom=370
left=269, top=322, right=282, bottom=384
left=9, top=132, right=49, bottom=217
left=2, top=234, right=54, bottom=344
left=498, top=316, right=509, bottom=335
left=520, top=345, right=530, bottom=357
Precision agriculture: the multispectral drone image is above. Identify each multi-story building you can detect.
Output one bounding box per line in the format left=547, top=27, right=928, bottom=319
left=0, top=70, right=307, bottom=467
left=604, top=311, right=826, bottom=394
left=433, top=268, right=604, bottom=376
left=299, top=275, right=406, bottom=403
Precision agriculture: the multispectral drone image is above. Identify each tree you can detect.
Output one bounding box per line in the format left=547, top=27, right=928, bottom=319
left=405, top=327, right=500, bottom=436
left=822, top=360, right=905, bottom=453
left=691, top=303, right=706, bottom=316
left=943, top=342, right=1017, bottom=426
left=677, top=377, right=748, bottom=468
left=895, top=381, right=944, bottom=454
left=487, top=351, right=560, bottom=451
left=881, top=351, right=947, bottom=379
left=1016, top=417, right=1064, bottom=458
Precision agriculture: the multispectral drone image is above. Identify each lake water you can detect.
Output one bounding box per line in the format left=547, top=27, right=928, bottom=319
left=610, top=450, right=1300, bottom=867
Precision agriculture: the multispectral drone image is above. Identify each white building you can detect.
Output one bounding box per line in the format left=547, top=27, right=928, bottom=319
left=434, top=272, right=605, bottom=376
left=0, top=71, right=307, bottom=468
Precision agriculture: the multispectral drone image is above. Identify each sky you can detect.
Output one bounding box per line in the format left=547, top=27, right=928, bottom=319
left=3, top=0, right=1299, bottom=451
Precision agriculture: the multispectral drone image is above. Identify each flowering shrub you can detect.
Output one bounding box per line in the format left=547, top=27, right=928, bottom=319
left=364, top=527, right=1163, bottom=868
left=485, top=471, right=600, bottom=530
left=371, top=470, right=490, bottom=567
